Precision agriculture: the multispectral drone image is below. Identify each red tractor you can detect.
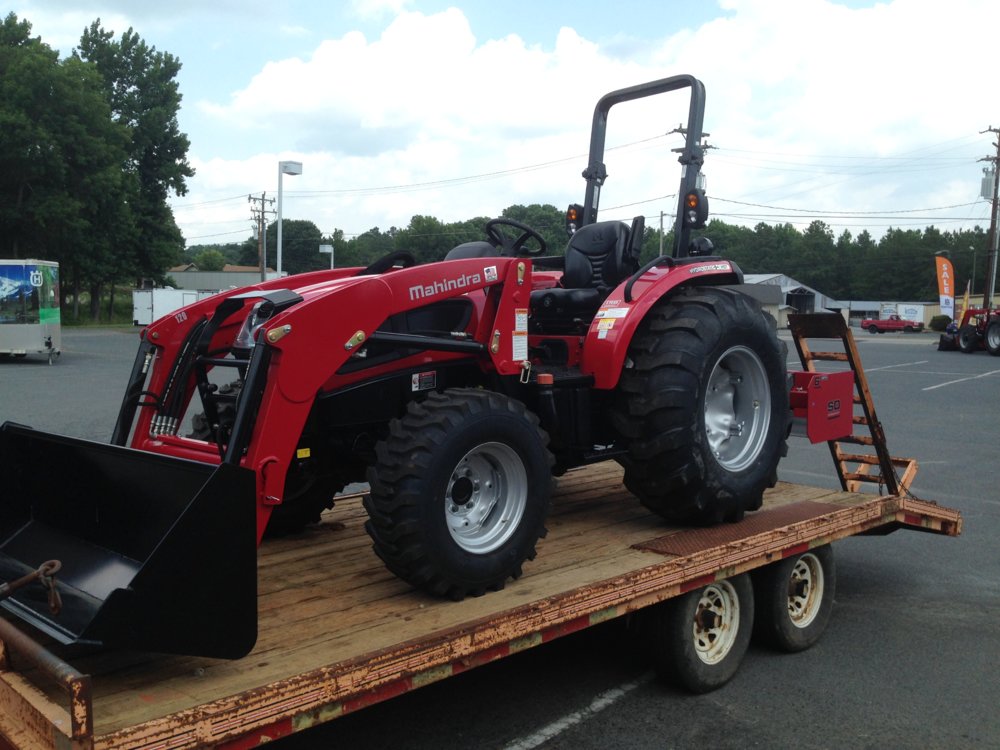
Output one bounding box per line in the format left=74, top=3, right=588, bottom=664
left=0, top=75, right=792, bottom=658
left=956, top=306, right=1000, bottom=355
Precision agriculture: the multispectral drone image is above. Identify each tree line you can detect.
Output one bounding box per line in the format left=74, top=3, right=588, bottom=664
left=2, top=11, right=990, bottom=318
left=191, top=205, right=989, bottom=305
left=0, top=13, right=191, bottom=319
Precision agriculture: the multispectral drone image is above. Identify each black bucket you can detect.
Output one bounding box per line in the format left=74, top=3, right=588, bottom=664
left=0, top=422, right=258, bottom=659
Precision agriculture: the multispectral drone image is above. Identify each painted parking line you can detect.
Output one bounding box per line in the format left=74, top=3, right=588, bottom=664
left=503, top=674, right=654, bottom=750
left=865, top=360, right=928, bottom=371
left=923, top=370, right=1000, bottom=391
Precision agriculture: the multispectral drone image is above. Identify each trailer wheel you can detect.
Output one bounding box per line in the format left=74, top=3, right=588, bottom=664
left=643, top=574, right=754, bottom=693
left=752, top=545, right=835, bottom=652
left=611, top=287, right=788, bottom=524
left=365, top=389, right=553, bottom=599
left=958, top=324, right=980, bottom=353
left=985, top=319, right=1000, bottom=356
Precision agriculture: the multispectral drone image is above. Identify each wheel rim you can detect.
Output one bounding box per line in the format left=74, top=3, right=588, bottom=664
left=691, top=580, right=741, bottom=665
left=445, top=441, right=528, bottom=554
left=787, top=552, right=825, bottom=628
left=987, top=324, right=1000, bottom=350
left=704, top=345, right=772, bottom=472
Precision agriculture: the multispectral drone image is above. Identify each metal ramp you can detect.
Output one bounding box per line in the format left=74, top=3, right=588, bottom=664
left=788, top=313, right=918, bottom=495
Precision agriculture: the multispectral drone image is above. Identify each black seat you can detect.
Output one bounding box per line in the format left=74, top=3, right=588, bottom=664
left=444, top=241, right=499, bottom=261
left=530, top=217, right=643, bottom=333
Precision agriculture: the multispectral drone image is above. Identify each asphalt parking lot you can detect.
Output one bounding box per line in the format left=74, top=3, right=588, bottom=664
left=1, top=327, right=997, bottom=749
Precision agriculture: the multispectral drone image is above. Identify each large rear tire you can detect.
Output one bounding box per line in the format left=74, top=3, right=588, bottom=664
left=611, top=287, right=789, bottom=524
left=985, top=319, right=1000, bottom=356
left=958, top=324, right=980, bottom=353
left=365, top=389, right=553, bottom=599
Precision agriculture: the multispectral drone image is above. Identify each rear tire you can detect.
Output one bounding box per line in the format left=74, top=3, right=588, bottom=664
left=958, top=324, right=980, bottom=353
left=642, top=574, right=754, bottom=693
left=985, top=319, right=1000, bottom=356
left=365, top=389, right=553, bottom=599
left=752, top=545, right=835, bottom=652
left=611, top=287, right=789, bottom=524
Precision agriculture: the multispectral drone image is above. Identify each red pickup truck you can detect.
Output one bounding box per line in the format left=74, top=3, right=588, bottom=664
left=861, top=313, right=924, bottom=333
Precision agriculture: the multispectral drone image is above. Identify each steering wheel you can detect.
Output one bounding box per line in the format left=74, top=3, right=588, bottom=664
left=484, top=218, right=547, bottom=257
left=356, top=250, right=417, bottom=276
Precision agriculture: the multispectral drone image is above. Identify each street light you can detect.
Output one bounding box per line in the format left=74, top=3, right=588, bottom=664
left=277, top=160, right=303, bottom=277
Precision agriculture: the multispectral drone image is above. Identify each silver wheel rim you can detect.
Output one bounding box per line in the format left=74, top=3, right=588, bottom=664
left=987, top=324, right=1000, bottom=350
left=787, top=552, right=824, bottom=629
left=692, top=580, right=741, bottom=665
left=704, top=345, right=772, bottom=472
left=445, top=441, right=528, bottom=554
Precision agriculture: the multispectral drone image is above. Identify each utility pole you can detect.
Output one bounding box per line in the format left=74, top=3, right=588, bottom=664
left=978, top=128, right=1000, bottom=310
left=248, top=193, right=276, bottom=282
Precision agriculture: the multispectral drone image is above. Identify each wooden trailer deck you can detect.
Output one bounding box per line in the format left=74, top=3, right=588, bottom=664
left=0, top=463, right=961, bottom=750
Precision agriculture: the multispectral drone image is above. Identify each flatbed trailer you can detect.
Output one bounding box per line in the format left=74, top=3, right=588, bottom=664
left=0, top=462, right=960, bottom=750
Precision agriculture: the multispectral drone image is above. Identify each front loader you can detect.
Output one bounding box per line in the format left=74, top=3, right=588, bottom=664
left=0, top=75, right=832, bottom=659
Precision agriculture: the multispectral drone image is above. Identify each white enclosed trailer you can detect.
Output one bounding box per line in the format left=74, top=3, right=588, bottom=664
left=0, top=259, right=60, bottom=364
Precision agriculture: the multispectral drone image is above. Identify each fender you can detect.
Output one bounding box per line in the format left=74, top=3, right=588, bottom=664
left=580, top=258, right=743, bottom=389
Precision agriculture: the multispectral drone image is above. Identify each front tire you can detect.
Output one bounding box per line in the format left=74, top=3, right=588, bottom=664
left=958, top=324, right=980, bottom=353
left=752, top=545, right=836, bottom=652
left=612, top=287, right=789, bottom=524
left=642, top=574, right=754, bottom=693
left=365, top=389, right=553, bottom=599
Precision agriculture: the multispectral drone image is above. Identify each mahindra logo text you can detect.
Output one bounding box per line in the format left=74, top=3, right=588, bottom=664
left=409, top=272, right=482, bottom=300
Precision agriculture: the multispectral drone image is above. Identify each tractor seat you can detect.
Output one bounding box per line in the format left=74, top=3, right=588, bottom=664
left=444, top=241, right=499, bottom=261
left=530, top=217, right=643, bottom=333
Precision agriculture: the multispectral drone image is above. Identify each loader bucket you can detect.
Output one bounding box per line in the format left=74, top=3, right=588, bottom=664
left=0, top=422, right=258, bottom=659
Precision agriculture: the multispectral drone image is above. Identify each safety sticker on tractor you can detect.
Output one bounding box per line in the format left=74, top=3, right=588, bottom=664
left=513, top=308, right=529, bottom=360
left=595, top=307, right=629, bottom=319
left=411, top=370, right=437, bottom=392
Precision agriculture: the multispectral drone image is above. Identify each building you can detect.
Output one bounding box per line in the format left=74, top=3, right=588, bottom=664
left=742, top=273, right=842, bottom=327
left=165, top=264, right=280, bottom=291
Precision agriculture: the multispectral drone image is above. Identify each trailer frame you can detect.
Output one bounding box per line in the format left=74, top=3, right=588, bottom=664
left=0, top=467, right=960, bottom=750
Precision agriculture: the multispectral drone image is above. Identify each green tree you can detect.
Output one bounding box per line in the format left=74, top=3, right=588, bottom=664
left=0, top=13, right=132, bottom=319
left=395, top=215, right=451, bottom=263
left=194, top=248, right=225, bottom=271
left=264, top=219, right=324, bottom=275
left=76, top=20, right=193, bottom=283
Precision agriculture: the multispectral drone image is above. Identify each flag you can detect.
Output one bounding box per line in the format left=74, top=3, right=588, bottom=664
left=959, top=280, right=971, bottom=325
left=935, top=255, right=955, bottom=320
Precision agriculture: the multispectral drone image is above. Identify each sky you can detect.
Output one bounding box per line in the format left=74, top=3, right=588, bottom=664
left=11, top=0, right=1000, bottom=253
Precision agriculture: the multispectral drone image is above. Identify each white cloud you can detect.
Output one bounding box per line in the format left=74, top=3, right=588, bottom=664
left=170, top=1, right=1000, bottom=246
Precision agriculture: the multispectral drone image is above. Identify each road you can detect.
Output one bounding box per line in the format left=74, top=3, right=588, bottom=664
left=1, top=327, right=997, bottom=749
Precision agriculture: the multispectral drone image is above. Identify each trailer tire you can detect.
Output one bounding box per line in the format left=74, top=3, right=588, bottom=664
left=611, top=287, right=788, bottom=524
left=365, top=389, right=553, bottom=600
left=958, top=324, right=980, bottom=353
left=752, top=545, right=835, bottom=652
left=643, top=574, right=754, bottom=693
left=985, top=319, right=1000, bottom=356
